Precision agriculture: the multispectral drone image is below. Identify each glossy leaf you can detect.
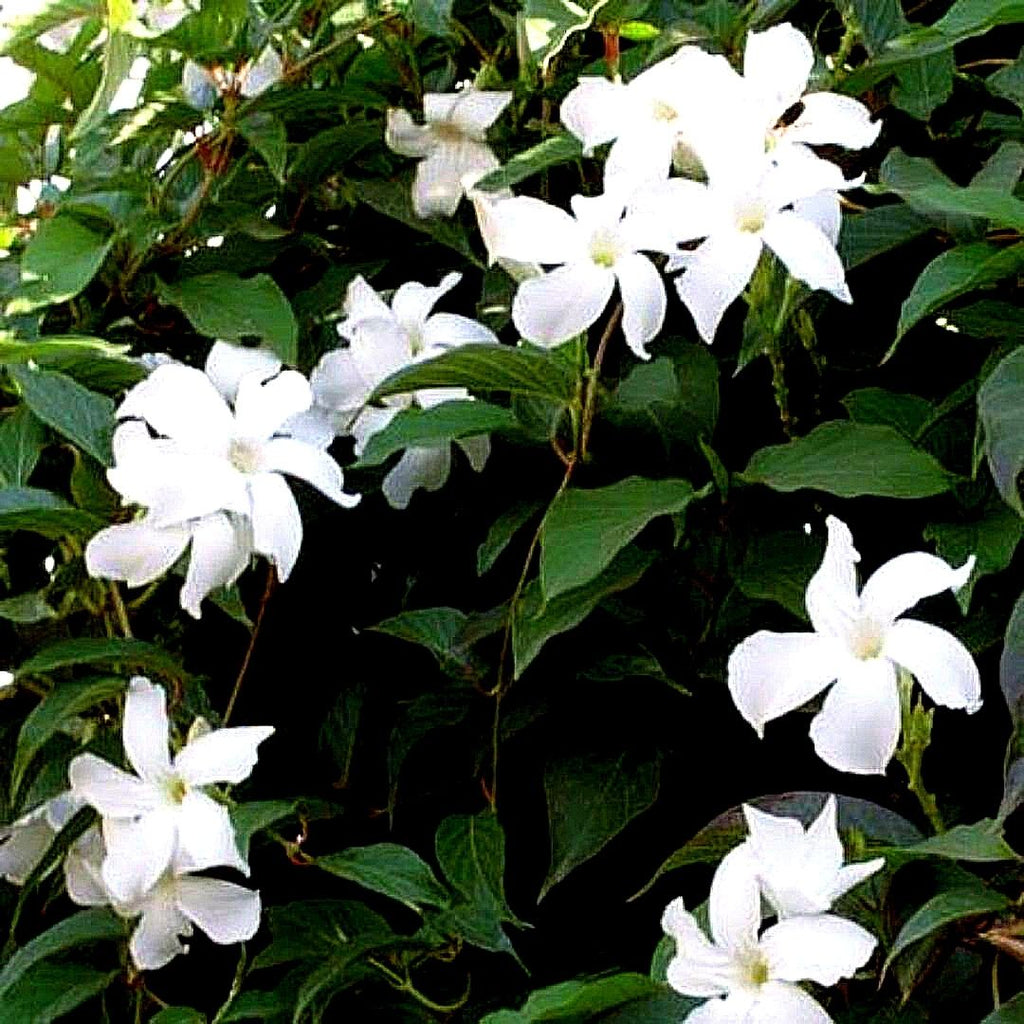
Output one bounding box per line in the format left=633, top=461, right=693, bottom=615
left=316, top=843, right=450, bottom=910
left=979, top=346, right=1024, bottom=515
left=0, top=404, right=46, bottom=487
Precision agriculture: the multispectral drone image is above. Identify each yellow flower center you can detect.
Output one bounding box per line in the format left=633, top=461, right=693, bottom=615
left=850, top=619, right=885, bottom=661
left=651, top=100, right=678, bottom=123
left=228, top=437, right=262, bottom=474
left=589, top=227, right=620, bottom=268
left=738, top=950, right=771, bottom=989
left=165, top=775, right=189, bottom=804
left=735, top=200, right=767, bottom=234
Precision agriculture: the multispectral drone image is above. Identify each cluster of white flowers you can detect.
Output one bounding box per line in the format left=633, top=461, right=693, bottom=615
left=728, top=515, right=981, bottom=775
left=386, top=24, right=879, bottom=352
left=0, top=677, right=273, bottom=971
left=663, top=796, right=882, bottom=1022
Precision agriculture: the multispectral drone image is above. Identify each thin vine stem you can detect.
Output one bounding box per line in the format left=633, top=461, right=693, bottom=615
left=222, top=565, right=277, bottom=726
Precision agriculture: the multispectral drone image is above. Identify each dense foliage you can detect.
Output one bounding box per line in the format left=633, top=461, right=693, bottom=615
left=2, top=0, right=1024, bottom=1020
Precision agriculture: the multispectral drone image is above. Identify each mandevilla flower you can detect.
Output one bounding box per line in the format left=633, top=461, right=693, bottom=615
left=662, top=844, right=876, bottom=1022
left=728, top=516, right=981, bottom=775
left=69, top=677, right=273, bottom=902
left=0, top=791, right=81, bottom=885
left=311, top=272, right=497, bottom=509
left=386, top=88, right=513, bottom=218
left=741, top=796, right=884, bottom=919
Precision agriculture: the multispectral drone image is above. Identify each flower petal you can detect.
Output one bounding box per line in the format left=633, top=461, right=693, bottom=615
left=341, top=319, right=411, bottom=395
left=451, top=89, right=513, bottom=135
left=808, top=659, right=900, bottom=775
left=234, top=370, right=312, bottom=442
left=101, top=811, right=176, bottom=902
left=560, top=77, right=629, bottom=153
left=342, top=274, right=394, bottom=328
left=385, top=107, right=436, bottom=158
left=485, top=196, right=587, bottom=265
left=391, top=272, right=462, bottom=338
left=175, top=725, right=275, bottom=787
left=749, top=982, right=833, bottom=1024
left=860, top=552, right=975, bottom=627
left=743, top=24, right=813, bottom=119
left=260, top=438, right=360, bottom=508
left=627, top=178, right=716, bottom=249
left=673, top=230, right=762, bottom=344
left=830, top=857, right=887, bottom=905
left=69, top=753, right=157, bottom=817
left=762, top=210, right=851, bottom=303
left=382, top=446, right=452, bottom=509
left=456, top=434, right=490, bottom=472
left=791, top=191, right=841, bottom=247
left=0, top=808, right=55, bottom=885
left=421, top=312, right=499, bottom=353
left=129, top=898, right=191, bottom=971
left=65, top=828, right=109, bottom=907
left=423, top=93, right=462, bottom=123
left=175, top=876, right=262, bottom=945
left=85, top=521, right=191, bottom=590
left=174, top=790, right=248, bottom=875
left=240, top=46, right=282, bottom=99
left=123, top=677, right=172, bottom=783
left=727, top=631, right=841, bottom=738
left=761, top=914, right=877, bottom=986
left=708, top=844, right=761, bottom=956
left=805, top=515, right=861, bottom=641
left=605, top=127, right=675, bottom=193
left=788, top=93, right=881, bottom=149
left=248, top=472, right=302, bottom=581
left=413, top=145, right=486, bottom=218
left=205, top=342, right=281, bottom=402
left=180, top=513, right=253, bottom=619
left=615, top=252, right=666, bottom=360
left=661, top=897, right=737, bottom=998
left=884, top=618, right=982, bottom=712
left=513, top=262, right=615, bottom=346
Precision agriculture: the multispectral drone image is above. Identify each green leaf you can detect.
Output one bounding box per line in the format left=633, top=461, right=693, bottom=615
left=989, top=47, right=1024, bottom=109
left=0, top=405, right=45, bottom=487
left=979, top=346, right=1024, bottom=515
left=898, top=819, right=1019, bottom=863
left=839, top=204, right=932, bottom=270
left=1000, top=591, right=1024, bottom=818
left=17, top=637, right=184, bottom=680
left=349, top=176, right=483, bottom=267
left=474, top=134, right=583, bottom=192
left=11, top=676, right=126, bottom=798
left=540, top=477, right=696, bottom=604
left=371, top=606, right=472, bottom=670
left=0, top=962, right=117, bottom=1023
left=892, top=52, right=954, bottom=120
left=841, top=387, right=934, bottom=440
left=372, top=343, right=576, bottom=405
left=541, top=749, right=659, bottom=901
left=982, top=992, right=1024, bottom=1022
left=5, top=214, right=114, bottom=315
left=0, top=591, right=57, bottom=623
left=156, top=273, right=299, bottom=364
left=734, top=529, right=822, bottom=621
left=514, top=545, right=655, bottom=678
left=10, top=365, right=114, bottom=465
left=238, top=112, right=287, bottom=182
left=478, top=500, right=543, bottom=576
left=289, top=123, right=379, bottom=187
left=70, top=27, right=135, bottom=141
left=150, top=1009, right=207, bottom=1024
left=952, top=300, right=1024, bottom=340
left=409, top=0, right=454, bottom=36
left=0, top=908, right=124, bottom=997
left=885, top=885, right=1009, bottom=968
left=0, top=486, right=102, bottom=538
left=522, top=0, right=613, bottom=70
left=354, top=401, right=520, bottom=468
left=885, top=0, right=1024, bottom=61
left=741, top=421, right=954, bottom=498
left=0, top=1, right=102, bottom=56
left=894, top=241, right=1024, bottom=351
left=230, top=800, right=296, bottom=861
left=316, top=843, right=450, bottom=911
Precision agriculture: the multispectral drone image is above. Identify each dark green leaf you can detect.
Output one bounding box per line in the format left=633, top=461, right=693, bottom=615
left=0, top=962, right=117, bottom=1023
left=70, top=29, right=135, bottom=141
left=371, top=607, right=471, bottom=669
left=989, top=48, right=1024, bottom=109
left=150, top=1009, right=206, bottom=1024
left=409, top=0, right=454, bottom=36
left=0, top=405, right=46, bottom=487
left=540, top=477, right=696, bottom=603
left=17, top=637, right=184, bottom=680
left=741, top=421, right=954, bottom=498
left=892, top=52, right=954, bottom=120
left=475, top=134, right=583, bottom=192
left=979, top=346, right=1024, bottom=515
left=9, top=365, right=114, bottom=465
left=839, top=204, right=932, bottom=270
left=885, top=1, right=1024, bottom=61
left=289, top=123, right=379, bottom=187
left=541, top=749, right=659, bottom=900
left=899, top=819, right=1019, bottom=863
left=982, top=992, right=1024, bottom=1022
left=354, top=401, right=520, bottom=468
left=156, top=273, right=299, bottom=364
left=238, top=112, right=287, bottom=182
left=231, top=801, right=296, bottom=861
left=478, top=500, right=544, bottom=576
left=0, top=591, right=57, bottom=623
left=841, top=387, right=934, bottom=440
left=1001, top=590, right=1024, bottom=817
left=734, top=529, right=822, bottom=621
left=316, top=843, right=450, bottom=910
left=951, top=300, right=1024, bottom=340
left=0, top=487, right=102, bottom=538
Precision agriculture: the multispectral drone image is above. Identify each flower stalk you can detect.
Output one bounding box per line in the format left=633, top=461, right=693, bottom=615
left=895, top=667, right=946, bottom=834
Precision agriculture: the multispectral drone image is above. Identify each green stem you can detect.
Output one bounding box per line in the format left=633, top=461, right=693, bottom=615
left=895, top=668, right=946, bottom=834
left=211, top=945, right=247, bottom=1024
left=368, top=958, right=470, bottom=1014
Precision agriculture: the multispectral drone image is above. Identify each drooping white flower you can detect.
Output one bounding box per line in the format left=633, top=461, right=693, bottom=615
left=386, top=89, right=513, bottom=218
left=0, top=791, right=82, bottom=886
left=65, top=825, right=260, bottom=971
left=662, top=845, right=876, bottom=1022
left=661, top=146, right=856, bottom=343
left=741, top=796, right=884, bottom=919
left=311, top=273, right=497, bottom=508
left=182, top=46, right=282, bottom=110
left=728, top=516, right=981, bottom=775
left=69, top=677, right=273, bottom=902
left=484, top=189, right=680, bottom=358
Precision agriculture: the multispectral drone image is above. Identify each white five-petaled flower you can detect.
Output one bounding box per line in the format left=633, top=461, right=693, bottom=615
left=741, top=796, right=884, bottom=919
left=663, top=845, right=876, bottom=1023
left=386, top=89, right=513, bottom=218
left=311, top=273, right=497, bottom=509
left=728, top=516, right=981, bottom=775
left=484, top=189, right=679, bottom=358
left=0, top=790, right=82, bottom=886
left=66, top=825, right=260, bottom=972
left=69, top=677, right=273, bottom=903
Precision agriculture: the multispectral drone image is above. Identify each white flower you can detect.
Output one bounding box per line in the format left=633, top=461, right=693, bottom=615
left=65, top=825, right=260, bottom=972
left=728, top=516, right=981, bottom=775
left=182, top=46, right=282, bottom=110
left=0, top=57, right=34, bottom=111
left=311, top=273, right=497, bottom=508
left=0, top=791, right=82, bottom=885
left=741, top=796, right=884, bottom=919
left=87, top=344, right=358, bottom=593
left=386, top=89, right=513, bottom=218
left=560, top=46, right=744, bottom=191
left=485, top=189, right=679, bottom=358
left=69, top=677, right=273, bottom=902
left=660, top=146, right=856, bottom=343
left=0, top=670, right=13, bottom=691
left=662, top=846, right=876, bottom=1023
